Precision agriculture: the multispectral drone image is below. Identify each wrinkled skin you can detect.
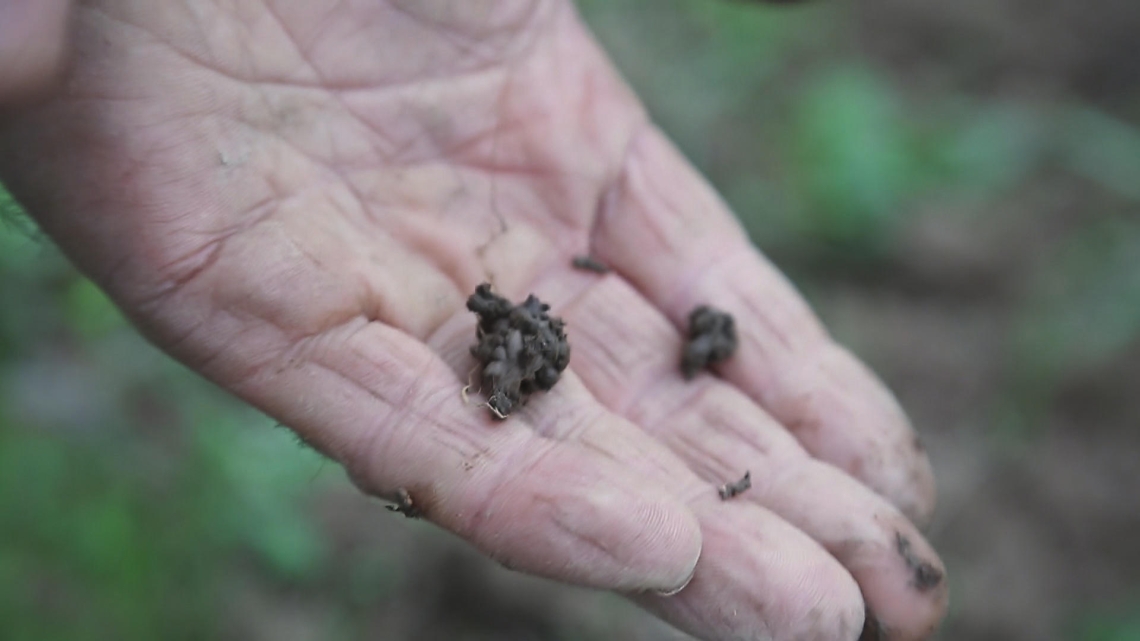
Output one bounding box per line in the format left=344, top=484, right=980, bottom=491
left=0, top=1, right=948, bottom=639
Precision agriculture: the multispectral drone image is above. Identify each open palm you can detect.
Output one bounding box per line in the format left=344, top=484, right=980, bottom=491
left=0, top=1, right=947, bottom=639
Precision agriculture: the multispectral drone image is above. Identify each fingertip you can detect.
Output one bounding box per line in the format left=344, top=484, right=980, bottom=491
left=789, top=343, right=940, bottom=527
left=572, top=482, right=704, bottom=593
left=856, top=527, right=949, bottom=641
left=459, top=450, right=704, bottom=594
left=784, top=543, right=869, bottom=641
left=803, top=541, right=867, bottom=641
left=0, top=0, right=72, bottom=104
left=639, top=504, right=866, bottom=641
left=620, top=495, right=697, bottom=593
left=602, top=484, right=703, bottom=593
left=496, top=483, right=704, bottom=593
left=903, top=451, right=938, bottom=530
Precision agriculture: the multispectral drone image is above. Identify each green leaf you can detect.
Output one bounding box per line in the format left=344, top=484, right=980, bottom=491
left=1072, top=604, right=1140, bottom=641
left=1007, top=217, right=1140, bottom=437
left=933, top=102, right=1046, bottom=196
left=64, top=278, right=126, bottom=338
left=193, top=409, right=328, bottom=579
left=790, top=66, right=912, bottom=244
left=1065, top=108, right=1140, bottom=202
left=0, top=186, right=40, bottom=272
left=1016, top=218, right=1140, bottom=381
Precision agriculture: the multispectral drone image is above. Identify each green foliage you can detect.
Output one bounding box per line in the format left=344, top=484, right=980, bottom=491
left=192, top=407, right=329, bottom=579
left=64, top=278, right=126, bottom=338
left=997, top=216, right=1140, bottom=439
left=922, top=101, right=1047, bottom=198
left=0, top=191, right=41, bottom=272
left=0, top=382, right=332, bottom=641
left=1017, top=219, right=1140, bottom=381
left=577, top=1, right=1065, bottom=260
left=994, top=214, right=1140, bottom=437
left=1071, top=604, right=1140, bottom=641
left=1064, top=108, right=1140, bottom=202
left=0, top=425, right=210, bottom=640
left=0, top=395, right=331, bottom=640
left=575, top=0, right=822, bottom=167
left=0, top=182, right=333, bottom=639
left=0, top=184, right=31, bottom=229
left=788, top=65, right=912, bottom=246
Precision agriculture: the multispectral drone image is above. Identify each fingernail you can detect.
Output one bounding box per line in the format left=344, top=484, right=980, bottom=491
left=652, top=559, right=697, bottom=596
left=545, top=480, right=702, bottom=593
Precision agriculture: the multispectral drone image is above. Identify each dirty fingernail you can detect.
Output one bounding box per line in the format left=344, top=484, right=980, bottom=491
left=896, top=532, right=944, bottom=593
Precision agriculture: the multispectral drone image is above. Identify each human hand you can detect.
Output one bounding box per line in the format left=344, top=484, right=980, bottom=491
left=0, top=1, right=947, bottom=639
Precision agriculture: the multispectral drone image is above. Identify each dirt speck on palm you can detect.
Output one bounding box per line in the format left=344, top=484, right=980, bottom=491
left=467, top=283, right=570, bottom=419
left=718, top=471, right=752, bottom=500
left=681, top=305, right=738, bottom=379
left=571, top=255, right=610, bottom=274
left=385, top=488, right=422, bottom=519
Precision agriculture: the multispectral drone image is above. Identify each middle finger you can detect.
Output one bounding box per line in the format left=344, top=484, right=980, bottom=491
left=544, top=270, right=949, bottom=640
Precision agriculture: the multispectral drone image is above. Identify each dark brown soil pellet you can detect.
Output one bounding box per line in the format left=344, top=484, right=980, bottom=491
left=467, top=283, right=571, bottom=419
left=681, top=305, right=738, bottom=379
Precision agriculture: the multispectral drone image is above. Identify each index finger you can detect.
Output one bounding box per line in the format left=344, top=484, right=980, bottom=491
left=590, top=125, right=936, bottom=525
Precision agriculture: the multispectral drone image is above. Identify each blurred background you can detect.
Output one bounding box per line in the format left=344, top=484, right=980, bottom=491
left=2, top=0, right=1139, bottom=639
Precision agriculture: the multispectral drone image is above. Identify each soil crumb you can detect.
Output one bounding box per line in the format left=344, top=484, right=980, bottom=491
left=467, top=283, right=571, bottom=419
left=718, top=471, right=752, bottom=500
left=681, top=305, right=738, bottom=379
left=385, top=488, right=422, bottom=519
left=571, top=255, right=610, bottom=274
left=896, top=532, right=944, bottom=592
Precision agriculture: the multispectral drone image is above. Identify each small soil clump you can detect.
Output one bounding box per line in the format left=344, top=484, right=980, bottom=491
left=571, top=255, right=610, bottom=274
left=718, top=471, right=752, bottom=500
left=681, top=305, right=738, bottom=379
left=467, top=283, right=571, bottom=419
